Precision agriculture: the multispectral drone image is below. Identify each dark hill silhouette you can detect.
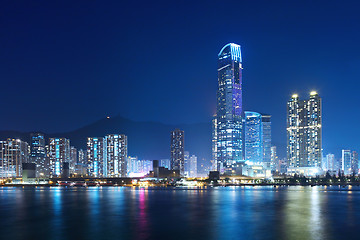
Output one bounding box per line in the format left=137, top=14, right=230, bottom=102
left=0, top=116, right=212, bottom=161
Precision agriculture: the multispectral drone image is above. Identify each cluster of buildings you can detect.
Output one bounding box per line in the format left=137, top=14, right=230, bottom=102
left=1, top=43, right=357, bottom=180
left=212, top=43, right=358, bottom=177
left=0, top=129, right=199, bottom=179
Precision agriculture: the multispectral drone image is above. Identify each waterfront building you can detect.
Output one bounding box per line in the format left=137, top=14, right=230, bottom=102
left=170, top=129, right=184, bottom=176
left=213, top=43, right=243, bottom=174
left=30, top=133, right=48, bottom=177
left=287, top=92, right=322, bottom=168
left=48, top=138, right=70, bottom=177
left=324, top=153, right=336, bottom=171
left=352, top=151, right=358, bottom=174
left=244, top=112, right=272, bottom=165
left=78, top=149, right=86, bottom=164
left=184, top=151, right=190, bottom=177
left=342, top=150, right=352, bottom=175
left=105, top=134, right=127, bottom=177
left=262, top=115, right=272, bottom=163
left=160, top=159, right=170, bottom=169
left=271, top=146, right=279, bottom=172
left=87, top=137, right=107, bottom=177
left=189, top=154, right=197, bottom=178
left=70, top=146, right=77, bottom=175
left=0, top=139, right=29, bottom=177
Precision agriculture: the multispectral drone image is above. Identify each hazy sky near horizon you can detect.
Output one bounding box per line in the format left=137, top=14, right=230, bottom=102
left=1, top=0, right=360, bottom=157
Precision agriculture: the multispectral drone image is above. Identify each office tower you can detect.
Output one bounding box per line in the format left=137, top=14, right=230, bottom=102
left=324, top=153, right=336, bottom=171
left=105, top=134, right=127, bottom=177
left=213, top=43, right=243, bottom=173
left=49, top=138, right=70, bottom=177
left=244, top=112, right=262, bottom=163
left=211, top=115, right=218, bottom=170
left=262, top=115, right=272, bottom=163
left=184, top=151, right=190, bottom=177
left=30, top=133, right=48, bottom=177
left=287, top=92, right=322, bottom=168
left=170, top=129, right=185, bottom=175
left=160, top=159, right=170, bottom=169
left=244, top=112, right=272, bottom=164
left=0, top=139, right=29, bottom=177
left=189, top=154, right=197, bottom=178
left=87, top=137, right=107, bottom=177
left=352, top=151, right=358, bottom=174
left=342, top=150, right=352, bottom=175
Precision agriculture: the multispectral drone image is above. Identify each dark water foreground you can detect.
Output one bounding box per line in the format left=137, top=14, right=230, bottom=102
left=1, top=186, right=360, bottom=240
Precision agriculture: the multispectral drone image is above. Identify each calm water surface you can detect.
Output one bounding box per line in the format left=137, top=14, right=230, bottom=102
left=1, top=186, right=360, bottom=240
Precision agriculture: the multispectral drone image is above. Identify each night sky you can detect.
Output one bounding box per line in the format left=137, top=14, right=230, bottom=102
left=1, top=0, right=360, bottom=158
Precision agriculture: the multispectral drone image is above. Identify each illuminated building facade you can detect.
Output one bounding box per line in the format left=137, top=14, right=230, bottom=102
left=70, top=146, right=77, bottom=175
left=49, top=138, right=70, bottom=177
left=287, top=92, right=322, bottom=168
left=189, top=154, right=197, bottom=178
left=0, top=139, right=29, bottom=177
left=105, top=134, right=127, bottom=177
left=244, top=112, right=272, bottom=164
left=213, top=43, right=243, bottom=173
left=342, top=150, right=352, bottom=175
left=30, top=133, right=48, bottom=177
left=87, top=137, right=107, bottom=177
left=352, top=151, right=358, bottom=174
left=324, top=153, right=336, bottom=171
left=170, top=129, right=185, bottom=175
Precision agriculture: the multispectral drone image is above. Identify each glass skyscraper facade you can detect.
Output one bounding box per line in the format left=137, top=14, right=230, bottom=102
left=0, top=139, right=29, bottom=177
left=244, top=112, right=272, bottom=164
left=105, top=134, right=127, bottom=177
left=287, top=92, right=322, bottom=168
left=244, top=112, right=262, bottom=163
left=49, top=138, right=70, bottom=177
left=213, top=43, right=243, bottom=173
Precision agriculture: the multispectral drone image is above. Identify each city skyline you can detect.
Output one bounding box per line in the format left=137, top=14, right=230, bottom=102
left=1, top=1, right=360, bottom=159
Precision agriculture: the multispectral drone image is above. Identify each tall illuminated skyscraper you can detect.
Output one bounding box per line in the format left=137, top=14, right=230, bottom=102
left=342, top=150, right=351, bottom=175
left=287, top=92, right=322, bottom=168
left=170, top=129, right=184, bottom=175
left=213, top=43, right=243, bottom=173
left=105, top=134, right=127, bottom=177
left=30, top=133, right=48, bottom=177
left=49, top=138, right=70, bottom=177
left=87, top=137, right=107, bottom=177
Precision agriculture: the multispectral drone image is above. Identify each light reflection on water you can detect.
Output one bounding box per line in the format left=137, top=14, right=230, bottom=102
left=1, top=186, right=360, bottom=240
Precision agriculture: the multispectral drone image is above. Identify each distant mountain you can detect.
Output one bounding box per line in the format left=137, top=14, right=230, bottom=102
left=0, top=116, right=212, bottom=161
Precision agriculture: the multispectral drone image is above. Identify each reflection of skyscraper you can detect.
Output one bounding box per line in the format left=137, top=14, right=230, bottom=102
left=287, top=92, right=322, bottom=168
left=213, top=43, right=243, bottom=173
left=170, top=129, right=184, bottom=176
left=105, top=134, right=127, bottom=177
left=30, top=133, right=48, bottom=177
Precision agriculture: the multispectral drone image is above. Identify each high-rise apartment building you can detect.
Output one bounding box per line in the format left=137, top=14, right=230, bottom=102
left=287, top=92, right=322, bottom=168
left=70, top=146, right=77, bottom=175
left=0, top=139, right=29, bottom=177
left=87, top=137, right=107, bottom=177
left=170, top=129, right=184, bottom=175
left=30, top=133, right=48, bottom=177
left=105, top=134, right=127, bottom=177
left=49, top=138, right=70, bottom=177
left=213, top=43, right=243, bottom=173
left=324, top=153, right=336, bottom=171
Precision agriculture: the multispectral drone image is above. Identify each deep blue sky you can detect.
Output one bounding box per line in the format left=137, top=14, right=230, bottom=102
left=1, top=0, right=360, bottom=158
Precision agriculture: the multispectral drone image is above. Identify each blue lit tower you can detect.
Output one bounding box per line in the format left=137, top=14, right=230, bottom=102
left=244, top=112, right=263, bottom=163
left=214, top=43, right=243, bottom=173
